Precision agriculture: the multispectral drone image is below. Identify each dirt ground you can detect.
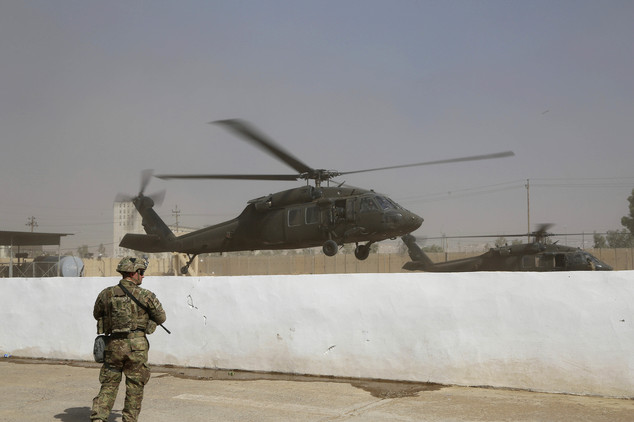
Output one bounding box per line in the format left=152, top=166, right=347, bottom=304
left=2, top=357, right=633, bottom=422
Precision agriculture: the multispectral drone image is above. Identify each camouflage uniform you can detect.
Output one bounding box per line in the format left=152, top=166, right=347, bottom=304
left=91, top=258, right=166, bottom=422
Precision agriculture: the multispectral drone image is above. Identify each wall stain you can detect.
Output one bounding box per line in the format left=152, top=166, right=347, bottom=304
left=153, top=364, right=443, bottom=398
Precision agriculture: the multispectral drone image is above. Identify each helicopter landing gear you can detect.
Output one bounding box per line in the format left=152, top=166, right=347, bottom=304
left=354, top=243, right=371, bottom=260
left=181, top=253, right=198, bottom=274
left=322, top=240, right=338, bottom=256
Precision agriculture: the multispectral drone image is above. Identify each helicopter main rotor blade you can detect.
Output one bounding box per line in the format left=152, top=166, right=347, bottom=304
left=155, top=173, right=300, bottom=181
left=161, top=120, right=514, bottom=185
left=339, top=151, right=515, bottom=176
left=213, top=119, right=314, bottom=175
left=422, top=233, right=529, bottom=240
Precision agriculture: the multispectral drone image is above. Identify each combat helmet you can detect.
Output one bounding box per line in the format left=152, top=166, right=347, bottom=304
left=116, top=256, right=148, bottom=275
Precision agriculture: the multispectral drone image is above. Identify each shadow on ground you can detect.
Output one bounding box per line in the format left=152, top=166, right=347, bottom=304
left=53, top=406, right=122, bottom=422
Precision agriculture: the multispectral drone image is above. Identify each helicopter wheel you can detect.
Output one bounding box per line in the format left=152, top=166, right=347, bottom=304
left=180, top=253, right=198, bottom=274
left=322, top=240, right=338, bottom=256
left=354, top=244, right=370, bottom=260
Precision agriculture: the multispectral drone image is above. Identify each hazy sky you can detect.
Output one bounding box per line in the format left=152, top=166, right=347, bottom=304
left=1, top=1, right=633, bottom=253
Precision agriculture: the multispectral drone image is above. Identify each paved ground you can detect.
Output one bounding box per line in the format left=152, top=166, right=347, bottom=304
left=1, top=358, right=633, bottom=422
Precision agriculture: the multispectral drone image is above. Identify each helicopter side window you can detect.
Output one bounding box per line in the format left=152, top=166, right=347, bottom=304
left=359, top=197, right=379, bottom=213
left=288, top=208, right=302, bottom=227
left=305, top=206, right=318, bottom=225
left=554, top=254, right=566, bottom=268
left=568, top=253, right=586, bottom=267
left=521, top=255, right=536, bottom=268
left=536, top=254, right=554, bottom=269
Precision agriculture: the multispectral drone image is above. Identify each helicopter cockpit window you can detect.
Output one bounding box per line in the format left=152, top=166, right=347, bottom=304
left=374, top=195, right=395, bottom=210
left=288, top=208, right=302, bottom=227
left=386, top=197, right=402, bottom=210
left=359, top=197, right=379, bottom=213
left=583, top=252, right=611, bottom=270
left=305, top=206, right=318, bottom=225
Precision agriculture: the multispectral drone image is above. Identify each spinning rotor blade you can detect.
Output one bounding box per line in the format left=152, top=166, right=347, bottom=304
left=421, top=224, right=573, bottom=241
left=115, top=169, right=165, bottom=205
left=140, top=169, right=154, bottom=195
left=115, top=189, right=166, bottom=205
left=339, top=151, right=515, bottom=176
left=534, top=223, right=554, bottom=235
left=421, top=233, right=528, bottom=240
left=155, top=173, right=300, bottom=181
left=158, top=119, right=514, bottom=185
left=213, top=119, right=314, bottom=175
left=148, top=189, right=166, bottom=207
left=114, top=192, right=134, bottom=203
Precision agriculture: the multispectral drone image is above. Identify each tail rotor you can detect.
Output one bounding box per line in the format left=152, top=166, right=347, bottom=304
left=115, top=169, right=165, bottom=207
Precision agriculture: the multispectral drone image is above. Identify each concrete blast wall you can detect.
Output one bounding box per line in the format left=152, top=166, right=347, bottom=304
left=1, top=272, right=633, bottom=398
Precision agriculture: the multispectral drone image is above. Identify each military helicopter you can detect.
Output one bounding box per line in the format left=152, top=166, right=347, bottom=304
left=119, top=119, right=514, bottom=274
left=401, top=224, right=613, bottom=272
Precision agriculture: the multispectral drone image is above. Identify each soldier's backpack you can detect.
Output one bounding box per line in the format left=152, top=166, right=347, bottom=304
left=109, top=291, right=134, bottom=334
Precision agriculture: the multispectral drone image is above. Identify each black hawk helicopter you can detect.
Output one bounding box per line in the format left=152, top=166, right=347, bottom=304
left=401, top=224, right=612, bottom=272
left=119, top=119, right=514, bottom=274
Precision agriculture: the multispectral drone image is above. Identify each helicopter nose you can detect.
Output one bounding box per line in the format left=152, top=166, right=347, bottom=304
left=409, top=213, right=423, bottom=231
left=383, top=210, right=423, bottom=232
left=383, top=211, right=403, bottom=227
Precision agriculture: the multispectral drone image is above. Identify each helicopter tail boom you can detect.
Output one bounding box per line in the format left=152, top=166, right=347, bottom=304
left=133, top=197, right=176, bottom=242
left=118, top=180, right=177, bottom=252
left=401, top=235, right=435, bottom=271
left=119, top=233, right=173, bottom=253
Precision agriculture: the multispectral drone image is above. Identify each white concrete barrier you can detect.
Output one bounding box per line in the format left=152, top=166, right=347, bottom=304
left=1, top=271, right=633, bottom=397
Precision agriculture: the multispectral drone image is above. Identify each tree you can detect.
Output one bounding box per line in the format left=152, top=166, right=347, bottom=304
left=77, top=245, right=90, bottom=258
left=606, top=229, right=634, bottom=248
left=621, top=188, right=634, bottom=234
left=422, top=244, right=444, bottom=253
left=494, top=237, right=507, bottom=247
left=593, top=232, right=607, bottom=248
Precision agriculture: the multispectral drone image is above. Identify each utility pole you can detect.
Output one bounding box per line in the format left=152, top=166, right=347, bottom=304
left=26, top=216, right=38, bottom=232
left=25, top=216, right=38, bottom=262
left=525, top=179, right=530, bottom=242
left=172, top=205, right=181, bottom=233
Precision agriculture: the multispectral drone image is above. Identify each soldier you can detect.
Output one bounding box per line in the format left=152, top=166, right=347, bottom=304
left=90, top=257, right=166, bottom=422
